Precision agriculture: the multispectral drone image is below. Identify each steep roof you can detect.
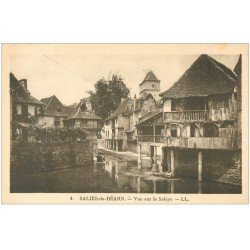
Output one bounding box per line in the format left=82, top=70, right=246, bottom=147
left=104, top=98, right=131, bottom=121
left=41, top=95, right=70, bottom=117
left=65, top=98, right=101, bottom=120
left=136, top=109, right=163, bottom=126
left=234, top=55, right=242, bottom=110
left=134, top=93, right=156, bottom=112
left=234, top=54, right=242, bottom=76
left=140, top=70, right=160, bottom=85
left=10, top=73, right=44, bottom=106
left=160, top=55, right=237, bottom=99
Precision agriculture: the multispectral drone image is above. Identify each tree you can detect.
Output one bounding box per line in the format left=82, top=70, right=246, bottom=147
left=88, top=74, right=130, bottom=119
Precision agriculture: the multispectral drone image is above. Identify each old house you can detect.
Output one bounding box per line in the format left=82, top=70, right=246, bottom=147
left=137, top=55, right=241, bottom=186
left=64, top=98, right=101, bottom=139
left=234, top=55, right=242, bottom=148
left=102, top=71, right=160, bottom=152
left=10, top=73, right=45, bottom=141
left=103, top=98, right=133, bottom=151
left=125, top=93, right=158, bottom=152
left=38, top=95, right=73, bottom=128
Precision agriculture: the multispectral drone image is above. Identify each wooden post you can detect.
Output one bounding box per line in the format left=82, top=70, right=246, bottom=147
left=170, top=181, right=175, bottom=193
left=153, top=179, right=156, bottom=193
left=153, top=124, right=155, bottom=143
left=170, top=150, right=175, bottom=174
left=198, top=151, right=202, bottom=182
left=116, top=140, right=118, bottom=151
left=137, top=176, right=141, bottom=193
left=154, top=146, right=157, bottom=166
left=138, top=144, right=142, bottom=169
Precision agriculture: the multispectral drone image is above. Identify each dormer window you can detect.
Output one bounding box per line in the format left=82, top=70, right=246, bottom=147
left=57, top=108, right=61, bottom=112
left=80, top=103, right=87, bottom=112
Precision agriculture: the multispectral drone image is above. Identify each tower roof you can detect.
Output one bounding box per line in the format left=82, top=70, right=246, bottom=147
left=140, top=71, right=160, bottom=85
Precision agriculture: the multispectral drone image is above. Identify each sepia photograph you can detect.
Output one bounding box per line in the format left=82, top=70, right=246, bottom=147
left=1, top=44, right=248, bottom=204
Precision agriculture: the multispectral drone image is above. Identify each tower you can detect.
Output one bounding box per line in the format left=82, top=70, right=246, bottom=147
left=139, top=70, right=161, bottom=100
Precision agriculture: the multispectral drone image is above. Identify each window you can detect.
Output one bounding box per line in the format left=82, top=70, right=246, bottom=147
left=170, top=124, right=177, bottom=137
left=152, top=83, right=155, bottom=88
left=54, top=117, right=60, bottom=127
left=75, top=120, right=80, bottom=128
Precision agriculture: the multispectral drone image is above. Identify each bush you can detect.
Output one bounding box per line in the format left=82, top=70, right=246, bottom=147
left=28, top=126, right=88, bottom=142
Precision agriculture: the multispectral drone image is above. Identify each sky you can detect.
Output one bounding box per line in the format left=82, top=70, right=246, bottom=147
left=9, top=45, right=240, bottom=106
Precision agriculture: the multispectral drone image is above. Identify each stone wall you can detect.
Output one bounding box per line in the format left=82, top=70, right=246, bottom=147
left=11, top=140, right=94, bottom=175
left=168, top=148, right=242, bottom=186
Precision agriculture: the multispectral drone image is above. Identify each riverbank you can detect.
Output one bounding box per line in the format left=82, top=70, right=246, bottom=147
left=97, top=146, right=138, bottom=160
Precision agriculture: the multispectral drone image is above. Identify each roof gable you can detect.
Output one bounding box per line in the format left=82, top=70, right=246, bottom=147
left=234, top=55, right=242, bottom=76
left=66, top=98, right=101, bottom=120
left=10, top=73, right=44, bottom=106
left=160, top=55, right=237, bottom=99
left=104, top=98, right=132, bottom=121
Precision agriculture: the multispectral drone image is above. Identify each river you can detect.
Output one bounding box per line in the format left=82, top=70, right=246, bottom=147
left=11, top=149, right=242, bottom=194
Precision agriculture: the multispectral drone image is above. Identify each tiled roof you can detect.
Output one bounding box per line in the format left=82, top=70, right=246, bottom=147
left=137, top=109, right=163, bottom=126
left=104, top=98, right=132, bottom=121
left=65, top=98, right=101, bottom=120
left=41, top=95, right=68, bottom=117
left=10, top=73, right=44, bottom=106
left=234, top=55, right=242, bottom=110
left=140, top=71, right=160, bottom=86
left=160, top=55, right=237, bottom=99
left=134, top=93, right=155, bottom=112
left=234, top=55, right=242, bottom=76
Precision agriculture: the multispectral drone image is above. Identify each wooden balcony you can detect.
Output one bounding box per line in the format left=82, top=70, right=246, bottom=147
left=137, top=135, right=165, bottom=143
left=211, top=108, right=236, bottom=121
left=137, top=135, right=236, bottom=149
left=164, top=110, right=208, bottom=122
left=164, top=109, right=237, bottom=122
left=165, top=137, right=236, bottom=150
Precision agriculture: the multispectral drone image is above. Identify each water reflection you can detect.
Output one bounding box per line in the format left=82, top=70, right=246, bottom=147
left=100, top=153, right=241, bottom=194
left=10, top=152, right=242, bottom=194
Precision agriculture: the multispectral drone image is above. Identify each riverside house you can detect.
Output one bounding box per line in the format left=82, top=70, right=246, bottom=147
left=102, top=71, right=160, bottom=152
left=10, top=73, right=45, bottom=141
left=38, top=96, right=101, bottom=139
left=137, top=55, right=242, bottom=186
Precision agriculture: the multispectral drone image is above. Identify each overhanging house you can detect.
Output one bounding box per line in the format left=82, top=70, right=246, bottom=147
left=137, top=55, right=242, bottom=185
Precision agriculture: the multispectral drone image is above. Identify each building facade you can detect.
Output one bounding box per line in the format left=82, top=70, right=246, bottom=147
left=64, top=98, right=101, bottom=139
left=102, top=71, right=160, bottom=152
left=10, top=73, right=45, bottom=141
left=38, top=95, right=73, bottom=128
left=137, top=55, right=242, bottom=186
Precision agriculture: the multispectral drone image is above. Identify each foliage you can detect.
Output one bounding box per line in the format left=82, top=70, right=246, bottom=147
left=88, top=74, right=130, bottom=119
left=27, top=126, right=88, bottom=142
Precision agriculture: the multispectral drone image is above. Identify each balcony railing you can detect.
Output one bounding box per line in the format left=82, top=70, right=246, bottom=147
left=165, top=137, right=236, bottom=150
left=137, top=135, right=236, bottom=149
left=164, top=110, right=208, bottom=122
left=137, top=135, right=165, bottom=143
left=164, top=109, right=237, bottom=122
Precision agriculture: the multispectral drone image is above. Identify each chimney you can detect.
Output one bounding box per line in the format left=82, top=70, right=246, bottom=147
left=19, top=79, right=28, bottom=91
